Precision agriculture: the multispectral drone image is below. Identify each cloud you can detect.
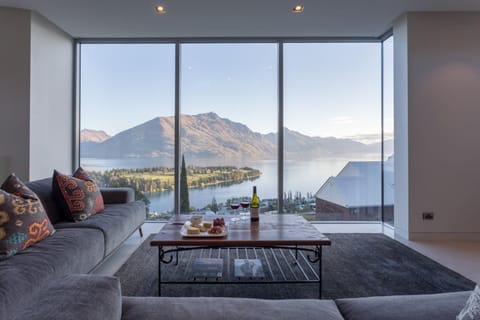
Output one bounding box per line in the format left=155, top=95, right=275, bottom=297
left=344, top=133, right=394, bottom=144
left=332, top=116, right=353, bottom=125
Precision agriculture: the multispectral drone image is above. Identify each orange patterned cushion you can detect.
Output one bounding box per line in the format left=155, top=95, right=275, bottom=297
left=52, top=168, right=104, bottom=222
left=0, top=174, right=55, bottom=258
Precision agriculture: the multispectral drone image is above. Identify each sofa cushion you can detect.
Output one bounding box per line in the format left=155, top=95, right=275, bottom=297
left=73, top=166, right=106, bottom=210
left=15, top=274, right=122, bottom=320
left=336, top=291, right=472, bottom=320
left=2, top=174, right=39, bottom=199
left=52, top=169, right=104, bottom=221
left=0, top=227, right=105, bottom=320
left=121, top=297, right=344, bottom=320
left=0, top=174, right=55, bottom=258
left=25, top=178, right=63, bottom=224
left=55, top=201, right=145, bottom=255
left=101, top=187, right=135, bottom=204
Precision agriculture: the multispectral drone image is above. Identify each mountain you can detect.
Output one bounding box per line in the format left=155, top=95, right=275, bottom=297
left=81, top=113, right=378, bottom=161
left=367, top=139, right=394, bottom=156
left=271, top=128, right=372, bottom=159
left=82, top=116, right=175, bottom=159
left=80, top=129, right=111, bottom=143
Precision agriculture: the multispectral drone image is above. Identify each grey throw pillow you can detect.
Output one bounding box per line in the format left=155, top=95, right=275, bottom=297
left=457, top=285, right=480, bottom=320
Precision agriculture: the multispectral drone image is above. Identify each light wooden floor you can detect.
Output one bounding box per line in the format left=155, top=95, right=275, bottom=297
left=92, top=222, right=480, bottom=285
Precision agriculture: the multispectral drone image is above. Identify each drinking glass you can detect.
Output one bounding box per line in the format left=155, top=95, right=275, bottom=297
left=240, top=200, right=250, bottom=221
left=230, top=202, right=240, bottom=223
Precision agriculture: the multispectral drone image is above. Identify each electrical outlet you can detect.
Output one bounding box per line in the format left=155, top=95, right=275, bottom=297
left=422, top=212, right=434, bottom=220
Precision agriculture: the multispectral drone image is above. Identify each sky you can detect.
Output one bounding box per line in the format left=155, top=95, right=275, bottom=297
left=81, top=41, right=392, bottom=143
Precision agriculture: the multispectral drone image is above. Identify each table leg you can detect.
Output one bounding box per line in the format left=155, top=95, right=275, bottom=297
left=158, top=246, right=162, bottom=296
left=318, top=245, right=322, bottom=299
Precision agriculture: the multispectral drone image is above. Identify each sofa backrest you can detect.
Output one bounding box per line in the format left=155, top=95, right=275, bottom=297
left=26, top=178, right=64, bottom=224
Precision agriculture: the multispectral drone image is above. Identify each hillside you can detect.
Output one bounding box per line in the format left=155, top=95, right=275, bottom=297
left=81, top=113, right=380, bottom=160
left=80, top=129, right=111, bottom=143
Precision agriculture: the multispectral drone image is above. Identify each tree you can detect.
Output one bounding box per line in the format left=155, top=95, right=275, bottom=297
left=211, top=196, right=218, bottom=213
left=180, top=155, right=190, bottom=213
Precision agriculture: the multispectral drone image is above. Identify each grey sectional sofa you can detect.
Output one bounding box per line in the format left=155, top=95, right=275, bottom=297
left=14, top=275, right=473, bottom=320
left=0, top=177, right=145, bottom=320
left=1, top=178, right=472, bottom=320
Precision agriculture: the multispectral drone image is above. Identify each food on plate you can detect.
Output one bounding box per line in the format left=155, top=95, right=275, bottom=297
left=203, top=221, right=212, bottom=228
left=199, top=225, right=208, bottom=232
left=190, top=215, right=203, bottom=227
left=208, top=226, right=223, bottom=234
left=213, top=217, right=225, bottom=227
left=187, top=226, right=200, bottom=235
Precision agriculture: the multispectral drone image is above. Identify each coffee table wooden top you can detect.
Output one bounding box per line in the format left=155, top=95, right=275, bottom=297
left=150, top=214, right=331, bottom=247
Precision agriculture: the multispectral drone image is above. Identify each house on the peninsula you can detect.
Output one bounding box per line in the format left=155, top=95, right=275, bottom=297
left=315, top=158, right=394, bottom=221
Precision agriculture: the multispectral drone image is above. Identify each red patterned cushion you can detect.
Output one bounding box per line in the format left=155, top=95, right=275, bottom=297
left=73, top=166, right=92, bottom=181
left=52, top=169, right=105, bottom=222
left=73, top=167, right=105, bottom=214
left=0, top=174, right=55, bottom=258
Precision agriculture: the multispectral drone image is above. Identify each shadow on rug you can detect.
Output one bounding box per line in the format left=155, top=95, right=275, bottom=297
left=114, top=233, right=474, bottom=299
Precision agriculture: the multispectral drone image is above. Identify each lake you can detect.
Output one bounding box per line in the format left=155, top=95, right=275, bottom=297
left=81, top=156, right=379, bottom=212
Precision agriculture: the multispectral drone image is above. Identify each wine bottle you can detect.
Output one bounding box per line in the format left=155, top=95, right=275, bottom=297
left=250, top=186, right=259, bottom=223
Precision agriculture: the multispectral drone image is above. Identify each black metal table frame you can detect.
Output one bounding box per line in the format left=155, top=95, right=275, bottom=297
left=157, top=245, right=324, bottom=298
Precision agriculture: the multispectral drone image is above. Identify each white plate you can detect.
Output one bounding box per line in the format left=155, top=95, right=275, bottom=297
left=180, top=221, right=228, bottom=238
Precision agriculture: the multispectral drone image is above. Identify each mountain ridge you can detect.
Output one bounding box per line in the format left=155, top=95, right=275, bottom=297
left=80, top=129, right=111, bottom=143
left=81, top=113, right=388, bottom=161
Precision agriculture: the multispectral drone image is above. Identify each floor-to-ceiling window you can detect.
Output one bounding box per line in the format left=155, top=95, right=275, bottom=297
left=79, top=43, right=175, bottom=220
left=179, top=43, right=278, bottom=215
left=382, top=35, right=394, bottom=226
left=284, top=43, right=382, bottom=221
left=78, top=39, right=392, bottom=223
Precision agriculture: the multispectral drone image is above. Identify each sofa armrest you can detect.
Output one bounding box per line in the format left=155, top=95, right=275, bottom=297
left=335, top=291, right=471, bottom=320
left=101, top=187, right=135, bottom=204
left=15, top=274, right=122, bottom=320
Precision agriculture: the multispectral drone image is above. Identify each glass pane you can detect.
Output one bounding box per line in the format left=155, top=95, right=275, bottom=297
left=79, top=43, right=175, bottom=221
left=180, top=43, right=278, bottom=216
left=383, top=36, right=394, bottom=226
left=284, top=43, right=382, bottom=221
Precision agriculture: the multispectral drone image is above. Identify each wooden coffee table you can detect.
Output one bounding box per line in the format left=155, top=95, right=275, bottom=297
left=151, top=214, right=331, bottom=298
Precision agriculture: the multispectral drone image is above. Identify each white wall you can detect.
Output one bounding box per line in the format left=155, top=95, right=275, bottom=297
left=394, top=12, right=480, bottom=240
left=29, top=12, right=73, bottom=180
left=0, top=8, right=31, bottom=181
left=0, top=7, right=74, bottom=182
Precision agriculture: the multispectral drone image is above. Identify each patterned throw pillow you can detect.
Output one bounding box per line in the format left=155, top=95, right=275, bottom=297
left=457, top=285, right=480, bottom=320
left=73, top=166, right=93, bottom=181
left=73, top=167, right=105, bottom=215
left=0, top=174, right=55, bottom=258
left=52, top=168, right=104, bottom=222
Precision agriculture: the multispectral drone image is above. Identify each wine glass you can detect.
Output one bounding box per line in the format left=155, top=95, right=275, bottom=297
left=240, top=200, right=250, bottom=221
left=230, top=201, right=240, bottom=223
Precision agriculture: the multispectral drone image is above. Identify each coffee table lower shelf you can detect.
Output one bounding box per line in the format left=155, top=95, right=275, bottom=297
left=156, top=245, right=324, bottom=298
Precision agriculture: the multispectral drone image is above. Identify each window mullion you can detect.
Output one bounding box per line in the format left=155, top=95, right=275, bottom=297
left=174, top=41, right=181, bottom=215
left=278, top=42, right=284, bottom=214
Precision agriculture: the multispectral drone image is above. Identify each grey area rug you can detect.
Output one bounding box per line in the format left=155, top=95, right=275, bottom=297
left=114, top=234, right=475, bottom=299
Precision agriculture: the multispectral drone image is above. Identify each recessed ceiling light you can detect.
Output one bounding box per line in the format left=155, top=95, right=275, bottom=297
left=292, top=5, right=304, bottom=13
left=155, top=5, right=167, bottom=14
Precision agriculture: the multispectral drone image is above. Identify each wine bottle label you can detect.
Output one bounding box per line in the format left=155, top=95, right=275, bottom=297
left=250, top=207, right=259, bottom=219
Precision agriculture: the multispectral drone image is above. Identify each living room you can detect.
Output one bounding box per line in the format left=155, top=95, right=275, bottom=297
left=1, top=1, right=480, bottom=319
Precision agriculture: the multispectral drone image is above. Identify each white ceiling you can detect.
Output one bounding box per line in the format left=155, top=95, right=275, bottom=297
left=1, top=0, right=480, bottom=38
